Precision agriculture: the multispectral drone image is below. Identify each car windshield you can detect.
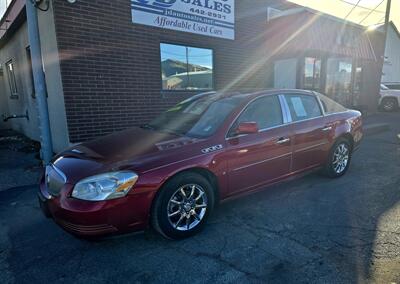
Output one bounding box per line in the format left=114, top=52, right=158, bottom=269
left=146, top=94, right=243, bottom=138
left=381, top=84, right=389, bottom=90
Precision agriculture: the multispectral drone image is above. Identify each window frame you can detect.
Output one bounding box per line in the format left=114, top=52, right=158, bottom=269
left=160, top=42, right=215, bottom=93
left=5, top=59, right=18, bottom=98
left=226, top=94, right=285, bottom=139
left=302, top=57, right=322, bottom=91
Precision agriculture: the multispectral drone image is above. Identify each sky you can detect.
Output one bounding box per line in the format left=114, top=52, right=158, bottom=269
left=161, top=43, right=213, bottom=69
left=0, top=0, right=9, bottom=20
left=288, top=0, right=400, bottom=29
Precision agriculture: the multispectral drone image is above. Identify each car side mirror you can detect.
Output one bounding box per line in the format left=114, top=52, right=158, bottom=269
left=236, top=122, right=259, bottom=135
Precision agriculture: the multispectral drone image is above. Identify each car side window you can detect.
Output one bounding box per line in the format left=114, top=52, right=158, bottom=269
left=284, top=94, right=322, bottom=122
left=229, top=96, right=283, bottom=136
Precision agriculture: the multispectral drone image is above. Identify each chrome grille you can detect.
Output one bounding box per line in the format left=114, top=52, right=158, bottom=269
left=45, top=164, right=66, bottom=197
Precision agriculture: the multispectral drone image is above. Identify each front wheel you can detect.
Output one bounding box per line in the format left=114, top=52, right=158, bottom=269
left=151, top=173, right=214, bottom=240
left=324, top=139, right=352, bottom=178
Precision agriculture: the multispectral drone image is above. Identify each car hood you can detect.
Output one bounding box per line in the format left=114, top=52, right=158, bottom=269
left=53, top=127, right=206, bottom=183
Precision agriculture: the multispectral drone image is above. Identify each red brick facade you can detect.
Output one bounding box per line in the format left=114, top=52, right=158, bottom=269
left=52, top=0, right=279, bottom=143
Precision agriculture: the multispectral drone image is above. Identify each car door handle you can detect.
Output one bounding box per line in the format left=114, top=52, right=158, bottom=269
left=322, top=126, right=333, bottom=132
left=276, top=137, right=290, bottom=144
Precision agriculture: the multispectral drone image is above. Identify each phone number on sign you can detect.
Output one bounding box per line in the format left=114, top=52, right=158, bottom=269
left=190, top=8, right=228, bottom=20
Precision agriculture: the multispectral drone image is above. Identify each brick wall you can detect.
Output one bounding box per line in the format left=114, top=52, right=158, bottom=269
left=52, top=0, right=279, bottom=143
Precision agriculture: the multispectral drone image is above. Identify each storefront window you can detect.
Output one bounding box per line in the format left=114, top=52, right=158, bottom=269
left=160, top=43, right=213, bottom=91
left=325, top=58, right=352, bottom=106
left=303, top=57, right=321, bottom=91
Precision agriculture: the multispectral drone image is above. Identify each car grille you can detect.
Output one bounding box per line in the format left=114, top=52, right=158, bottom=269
left=45, top=164, right=66, bottom=197
left=57, top=220, right=117, bottom=235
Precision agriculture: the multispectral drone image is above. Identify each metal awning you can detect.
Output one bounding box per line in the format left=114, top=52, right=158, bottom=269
left=265, top=10, right=379, bottom=61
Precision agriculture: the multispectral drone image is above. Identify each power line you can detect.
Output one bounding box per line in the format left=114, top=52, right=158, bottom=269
left=344, top=0, right=362, bottom=20
left=339, top=0, right=385, bottom=13
left=359, top=0, right=385, bottom=24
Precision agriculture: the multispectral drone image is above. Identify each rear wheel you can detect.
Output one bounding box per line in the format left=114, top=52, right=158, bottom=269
left=381, top=98, right=398, bottom=112
left=151, top=173, right=214, bottom=239
left=324, top=138, right=352, bottom=178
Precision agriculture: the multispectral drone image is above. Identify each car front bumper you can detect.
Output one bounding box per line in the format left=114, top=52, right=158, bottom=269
left=38, top=178, right=156, bottom=237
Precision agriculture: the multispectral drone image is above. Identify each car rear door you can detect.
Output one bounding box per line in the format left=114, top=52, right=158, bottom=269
left=225, top=95, right=293, bottom=195
left=282, top=93, right=330, bottom=172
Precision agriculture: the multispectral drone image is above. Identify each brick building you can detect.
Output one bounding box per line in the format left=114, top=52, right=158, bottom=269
left=0, top=0, right=383, bottom=153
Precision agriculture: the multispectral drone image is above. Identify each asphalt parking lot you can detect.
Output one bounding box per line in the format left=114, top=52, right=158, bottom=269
left=0, top=113, right=399, bottom=284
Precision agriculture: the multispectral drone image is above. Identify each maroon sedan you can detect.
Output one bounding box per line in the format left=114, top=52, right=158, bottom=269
left=39, top=90, right=363, bottom=239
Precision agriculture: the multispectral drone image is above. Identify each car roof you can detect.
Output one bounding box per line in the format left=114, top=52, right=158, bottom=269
left=228, top=89, right=315, bottom=100
left=187, top=89, right=316, bottom=105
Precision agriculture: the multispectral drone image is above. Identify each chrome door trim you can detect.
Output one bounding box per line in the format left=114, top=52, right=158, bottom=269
left=232, top=152, right=292, bottom=172
left=294, top=142, right=329, bottom=153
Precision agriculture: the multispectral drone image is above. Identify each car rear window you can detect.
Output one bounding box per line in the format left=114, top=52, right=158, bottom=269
left=316, top=93, right=347, bottom=114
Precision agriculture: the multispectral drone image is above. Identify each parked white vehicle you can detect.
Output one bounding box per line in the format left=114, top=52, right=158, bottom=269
left=379, top=84, right=400, bottom=112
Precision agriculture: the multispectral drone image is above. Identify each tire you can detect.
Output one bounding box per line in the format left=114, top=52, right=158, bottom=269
left=323, top=138, right=352, bottom=178
left=380, top=98, right=398, bottom=112
left=151, top=172, right=215, bottom=240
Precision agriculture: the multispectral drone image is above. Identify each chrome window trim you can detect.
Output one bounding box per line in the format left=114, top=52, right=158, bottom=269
left=225, top=94, right=286, bottom=140
left=315, top=93, right=327, bottom=116
left=225, top=91, right=351, bottom=141
left=278, top=94, right=292, bottom=123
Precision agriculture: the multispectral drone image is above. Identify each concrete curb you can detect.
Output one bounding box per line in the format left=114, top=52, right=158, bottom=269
left=363, top=123, right=391, bottom=136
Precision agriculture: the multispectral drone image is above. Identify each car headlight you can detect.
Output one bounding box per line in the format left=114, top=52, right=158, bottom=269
left=72, top=171, right=138, bottom=201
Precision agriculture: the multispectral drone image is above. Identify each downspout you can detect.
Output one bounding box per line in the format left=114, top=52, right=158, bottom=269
left=26, top=0, right=53, bottom=164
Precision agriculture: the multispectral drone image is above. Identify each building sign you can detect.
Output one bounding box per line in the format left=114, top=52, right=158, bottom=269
left=131, top=0, right=235, bottom=40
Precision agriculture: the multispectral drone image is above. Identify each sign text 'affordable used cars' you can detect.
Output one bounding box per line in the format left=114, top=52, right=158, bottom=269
left=131, top=0, right=235, bottom=40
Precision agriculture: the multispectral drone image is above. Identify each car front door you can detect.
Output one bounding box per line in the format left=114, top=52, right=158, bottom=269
left=283, top=93, right=329, bottom=172
left=225, top=95, right=293, bottom=195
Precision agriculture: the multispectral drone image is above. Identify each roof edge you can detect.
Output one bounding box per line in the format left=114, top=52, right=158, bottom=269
left=0, top=0, right=25, bottom=41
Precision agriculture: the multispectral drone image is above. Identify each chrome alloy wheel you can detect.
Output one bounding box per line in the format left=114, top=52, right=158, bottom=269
left=332, top=143, right=349, bottom=174
left=167, top=184, right=208, bottom=231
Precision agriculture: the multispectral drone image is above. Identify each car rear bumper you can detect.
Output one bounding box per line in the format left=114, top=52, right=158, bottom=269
left=38, top=178, right=155, bottom=237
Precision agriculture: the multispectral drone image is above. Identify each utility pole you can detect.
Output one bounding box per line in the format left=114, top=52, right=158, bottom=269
left=382, top=0, right=392, bottom=53
left=26, top=0, right=53, bottom=164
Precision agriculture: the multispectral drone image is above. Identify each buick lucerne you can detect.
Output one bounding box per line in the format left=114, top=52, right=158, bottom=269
left=39, top=90, right=363, bottom=239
